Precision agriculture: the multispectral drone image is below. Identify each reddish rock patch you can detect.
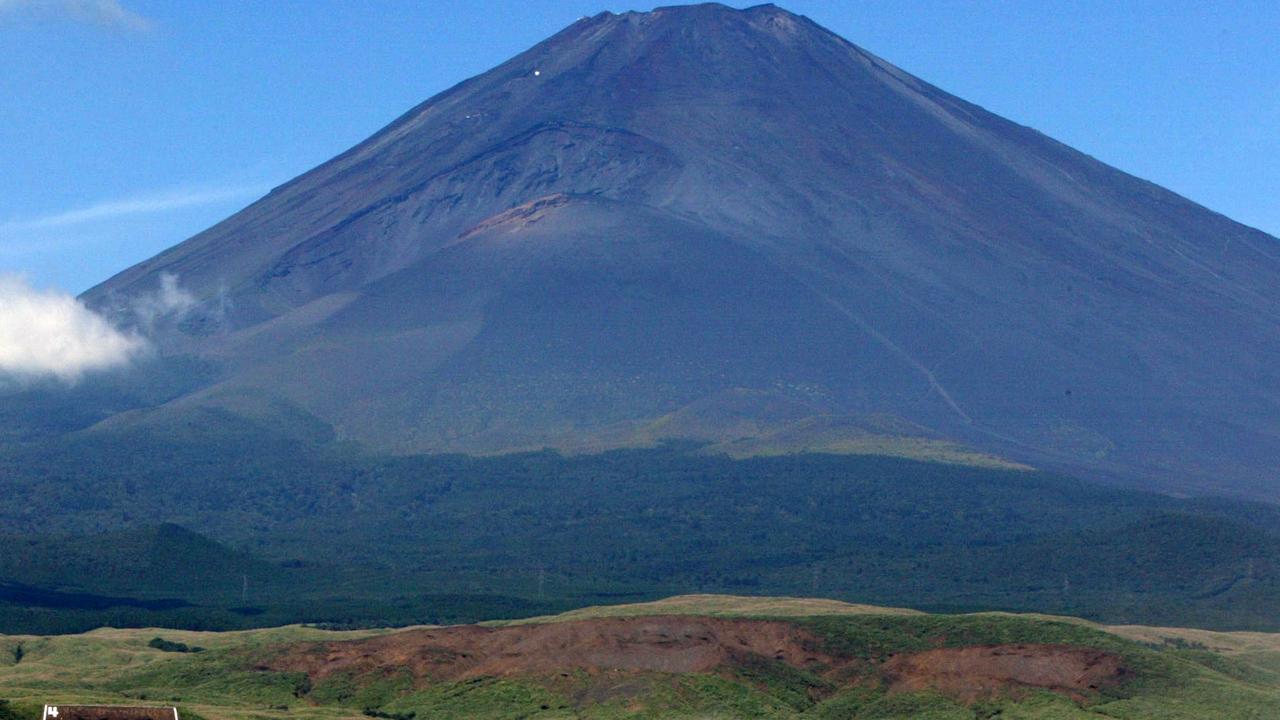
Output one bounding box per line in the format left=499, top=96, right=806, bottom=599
left=883, top=643, right=1129, bottom=703
left=266, top=616, right=834, bottom=681
left=457, top=193, right=573, bottom=240
left=262, top=618, right=1129, bottom=706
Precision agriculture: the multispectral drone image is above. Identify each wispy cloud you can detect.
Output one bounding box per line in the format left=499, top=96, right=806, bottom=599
left=0, top=184, right=268, bottom=235
left=0, top=0, right=153, bottom=31
left=129, top=271, right=196, bottom=332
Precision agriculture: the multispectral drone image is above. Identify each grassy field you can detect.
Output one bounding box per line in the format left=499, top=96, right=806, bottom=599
left=490, top=594, right=927, bottom=624
left=3, top=595, right=1280, bottom=719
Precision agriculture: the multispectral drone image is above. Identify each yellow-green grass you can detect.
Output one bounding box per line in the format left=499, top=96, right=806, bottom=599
left=486, top=593, right=925, bottom=626
left=0, top=626, right=401, bottom=720
left=705, top=435, right=1033, bottom=470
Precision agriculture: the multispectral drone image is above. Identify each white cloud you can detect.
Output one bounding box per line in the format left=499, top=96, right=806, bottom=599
left=0, top=0, right=152, bottom=31
left=129, top=271, right=196, bottom=332
left=0, top=184, right=267, bottom=235
left=0, top=274, right=145, bottom=381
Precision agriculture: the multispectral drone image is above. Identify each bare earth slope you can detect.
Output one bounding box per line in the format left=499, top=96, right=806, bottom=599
left=77, top=3, right=1280, bottom=497
left=263, top=616, right=1129, bottom=704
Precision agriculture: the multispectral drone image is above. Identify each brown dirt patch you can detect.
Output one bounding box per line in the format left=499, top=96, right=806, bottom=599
left=265, top=615, right=834, bottom=681
left=262, top=617, right=1129, bottom=706
left=458, top=193, right=572, bottom=240
left=883, top=643, right=1129, bottom=703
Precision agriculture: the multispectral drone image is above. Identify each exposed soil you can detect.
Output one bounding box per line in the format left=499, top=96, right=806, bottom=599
left=457, top=193, right=573, bottom=240
left=267, top=616, right=834, bottom=681
left=263, top=616, right=1129, bottom=704
left=883, top=643, right=1130, bottom=703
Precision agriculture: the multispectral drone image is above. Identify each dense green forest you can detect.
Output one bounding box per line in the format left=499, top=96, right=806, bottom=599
left=2, top=425, right=1279, bottom=634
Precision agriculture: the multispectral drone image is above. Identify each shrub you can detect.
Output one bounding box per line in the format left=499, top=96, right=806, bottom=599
left=148, top=637, right=204, bottom=653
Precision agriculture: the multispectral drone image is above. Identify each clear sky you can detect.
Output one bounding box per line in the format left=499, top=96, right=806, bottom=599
left=2, top=0, right=1277, bottom=294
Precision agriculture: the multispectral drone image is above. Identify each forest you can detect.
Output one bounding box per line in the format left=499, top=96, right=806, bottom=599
left=2, top=429, right=1278, bottom=634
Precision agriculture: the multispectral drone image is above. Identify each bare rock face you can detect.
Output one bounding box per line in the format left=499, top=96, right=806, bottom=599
left=79, top=3, right=1280, bottom=497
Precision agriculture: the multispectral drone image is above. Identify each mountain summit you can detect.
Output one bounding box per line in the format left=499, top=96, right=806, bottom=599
left=80, top=3, right=1280, bottom=496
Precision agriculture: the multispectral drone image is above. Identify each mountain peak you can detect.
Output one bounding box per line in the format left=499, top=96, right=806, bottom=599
left=555, top=2, right=832, bottom=65
left=617, top=2, right=788, bottom=17
left=613, top=2, right=822, bottom=39
left=79, top=2, right=1280, bottom=499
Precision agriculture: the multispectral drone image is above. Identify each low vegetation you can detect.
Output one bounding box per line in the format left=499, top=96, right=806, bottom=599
left=0, top=700, right=30, bottom=720
left=3, top=596, right=1280, bottom=719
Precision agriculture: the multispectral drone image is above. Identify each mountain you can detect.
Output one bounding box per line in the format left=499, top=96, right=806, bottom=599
left=65, top=2, right=1280, bottom=497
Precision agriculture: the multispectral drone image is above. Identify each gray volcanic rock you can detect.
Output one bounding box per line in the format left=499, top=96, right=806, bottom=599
left=81, top=3, right=1280, bottom=497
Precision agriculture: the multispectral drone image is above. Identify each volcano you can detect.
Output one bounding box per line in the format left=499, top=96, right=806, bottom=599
left=79, top=3, right=1280, bottom=497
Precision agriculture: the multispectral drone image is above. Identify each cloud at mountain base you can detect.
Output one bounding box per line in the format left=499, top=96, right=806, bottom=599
left=0, top=274, right=145, bottom=381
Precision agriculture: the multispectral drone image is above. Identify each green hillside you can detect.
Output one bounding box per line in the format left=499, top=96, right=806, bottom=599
left=3, top=596, right=1280, bottom=719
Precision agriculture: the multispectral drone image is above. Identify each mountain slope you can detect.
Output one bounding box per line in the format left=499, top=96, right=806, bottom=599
left=74, top=3, right=1280, bottom=496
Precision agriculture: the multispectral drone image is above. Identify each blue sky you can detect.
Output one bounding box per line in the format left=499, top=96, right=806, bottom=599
left=2, top=0, right=1277, bottom=294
